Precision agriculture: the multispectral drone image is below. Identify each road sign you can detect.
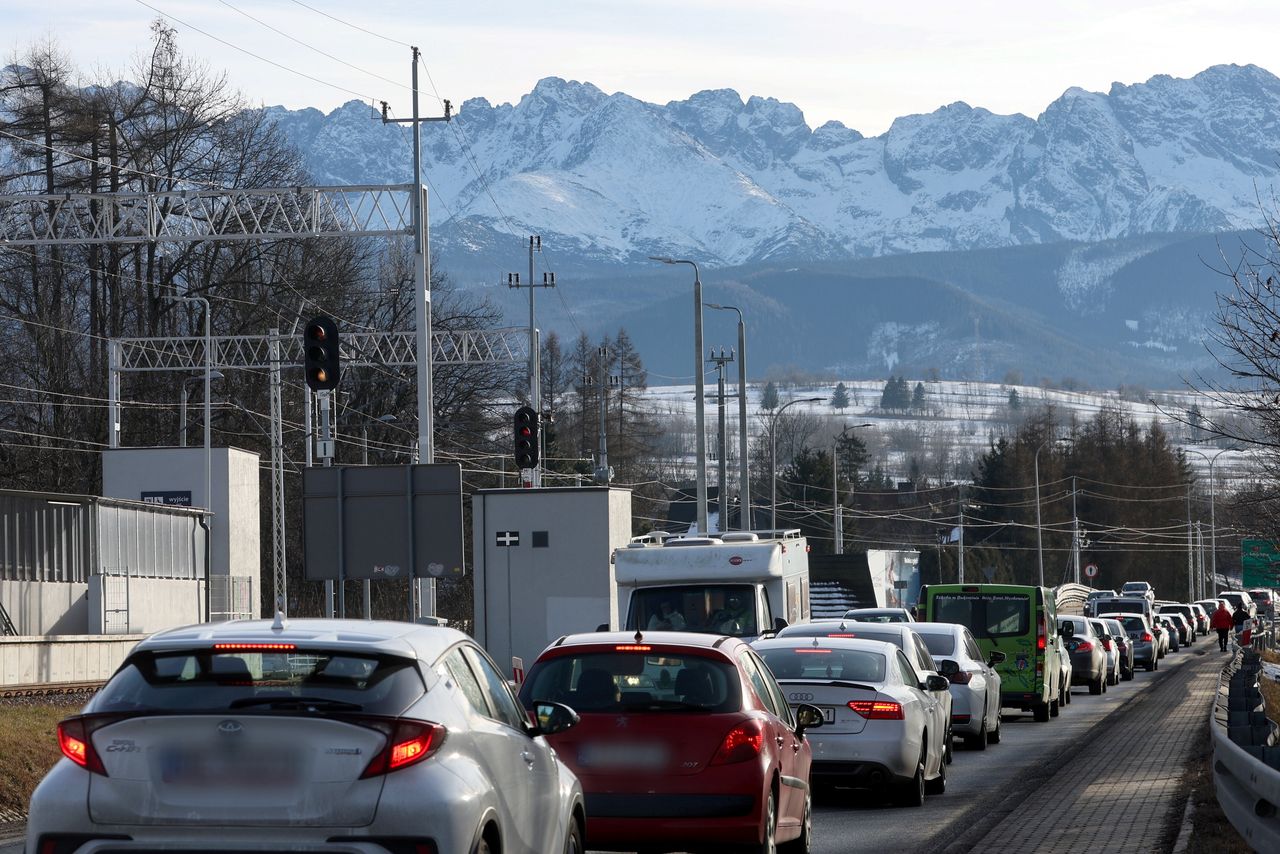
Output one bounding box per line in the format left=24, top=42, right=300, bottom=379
left=1084, top=563, right=1099, bottom=578
left=1243, top=540, right=1280, bottom=588
left=496, top=531, right=520, bottom=547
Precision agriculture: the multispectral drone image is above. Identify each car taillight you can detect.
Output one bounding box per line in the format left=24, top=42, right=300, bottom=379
left=360, top=720, right=446, bottom=778
left=848, top=700, right=904, bottom=720
left=1074, top=640, right=1093, bottom=652
left=1037, top=615, right=1047, bottom=651
left=1141, top=632, right=1153, bottom=642
left=710, top=719, right=765, bottom=765
left=57, top=717, right=109, bottom=776
left=1101, top=638, right=1112, bottom=651
left=947, top=671, right=973, bottom=685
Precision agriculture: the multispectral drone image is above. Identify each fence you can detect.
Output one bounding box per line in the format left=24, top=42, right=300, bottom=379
left=209, top=575, right=254, bottom=622
left=1211, top=629, right=1280, bottom=851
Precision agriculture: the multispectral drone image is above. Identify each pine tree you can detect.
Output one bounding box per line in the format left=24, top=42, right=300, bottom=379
left=1008, top=388, right=1021, bottom=411
left=831, top=382, right=850, bottom=412
left=912, top=382, right=927, bottom=410
left=761, top=381, right=779, bottom=411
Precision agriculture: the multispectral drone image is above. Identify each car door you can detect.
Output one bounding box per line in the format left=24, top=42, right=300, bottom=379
left=461, top=644, right=562, bottom=854
left=737, top=649, right=801, bottom=825
left=894, top=650, right=936, bottom=776
left=963, top=630, right=997, bottom=727
left=909, top=632, right=950, bottom=745
left=753, top=648, right=811, bottom=827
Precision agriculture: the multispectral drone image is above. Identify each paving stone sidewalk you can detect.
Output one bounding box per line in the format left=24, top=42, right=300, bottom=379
left=966, top=651, right=1223, bottom=854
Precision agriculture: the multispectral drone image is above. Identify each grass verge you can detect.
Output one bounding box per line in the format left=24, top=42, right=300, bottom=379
left=0, top=701, right=81, bottom=819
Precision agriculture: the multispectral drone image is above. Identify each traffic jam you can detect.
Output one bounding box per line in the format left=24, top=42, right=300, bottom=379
left=26, top=533, right=1267, bottom=854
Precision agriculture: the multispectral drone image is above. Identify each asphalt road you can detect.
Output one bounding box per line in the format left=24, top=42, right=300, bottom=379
left=0, top=647, right=1214, bottom=854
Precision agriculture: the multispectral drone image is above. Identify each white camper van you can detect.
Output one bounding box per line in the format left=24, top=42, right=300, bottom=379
left=613, top=530, right=811, bottom=639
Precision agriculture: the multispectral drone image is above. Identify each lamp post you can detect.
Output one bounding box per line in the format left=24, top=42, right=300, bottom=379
left=1035, top=436, right=1073, bottom=589
left=360, top=414, right=399, bottom=465
left=833, top=423, right=872, bottom=555
left=179, top=370, right=223, bottom=446
left=706, top=303, right=749, bottom=529
left=651, top=256, right=708, bottom=533
left=1184, top=445, right=1239, bottom=593
left=771, top=397, right=824, bottom=535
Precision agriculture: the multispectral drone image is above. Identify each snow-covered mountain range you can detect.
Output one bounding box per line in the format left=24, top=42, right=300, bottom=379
left=269, top=64, right=1280, bottom=268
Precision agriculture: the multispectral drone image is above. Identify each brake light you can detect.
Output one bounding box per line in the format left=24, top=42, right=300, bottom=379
left=1074, top=640, right=1093, bottom=652
left=360, top=720, right=446, bottom=778
left=57, top=718, right=108, bottom=776
left=947, top=671, right=973, bottom=685
left=710, top=719, right=765, bottom=765
left=827, top=633, right=857, bottom=638
left=1037, top=614, right=1047, bottom=651
left=615, top=645, right=651, bottom=652
left=795, top=648, right=832, bottom=654
left=1141, top=632, right=1153, bottom=642
left=848, top=700, right=904, bottom=720
left=1100, top=638, right=1112, bottom=651
left=213, top=643, right=296, bottom=651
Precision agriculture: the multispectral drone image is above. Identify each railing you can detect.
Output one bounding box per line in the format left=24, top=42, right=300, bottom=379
left=1211, top=629, right=1280, bottom=851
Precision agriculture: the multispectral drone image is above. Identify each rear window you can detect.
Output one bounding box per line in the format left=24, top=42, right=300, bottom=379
left=1118, top=617, right=1147, bottom=632
left=519, top=650, right=740, bottom=714
left=843, top=610, right=908, bottom=623
left=932, top=593, right=1029, bottom=639
left=757, top=647, right=887, bottom=683
left=91, top=648, right=426, bottom=715
left=915, top=632, right=956, bottom=656
left=626, top=585, right=758, bottom=637
left=1096, top=599, right=1144, bottom=614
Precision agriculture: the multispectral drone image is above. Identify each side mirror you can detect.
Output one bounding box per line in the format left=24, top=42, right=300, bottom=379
left=987, top=651, right=1007, bottom=666
left=938, top=659, right=960, bottom=677
left=774, top=617, right=789, bottom=632
left=531, top=700, right=580, bottom=736
left=795, top=702, right=824, bottom=735
left=596, top=623, right=609, bottom=632
left=1061, top=622, right=1075, bottom=639
left=924, top=674, right=950, bottom=692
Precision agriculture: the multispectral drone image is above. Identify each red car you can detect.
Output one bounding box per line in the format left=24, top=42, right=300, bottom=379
left=519, top=631, right=823, bottom=853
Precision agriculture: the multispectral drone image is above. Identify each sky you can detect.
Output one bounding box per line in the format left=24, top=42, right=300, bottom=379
left=8, top=0, right=1280, bottom=136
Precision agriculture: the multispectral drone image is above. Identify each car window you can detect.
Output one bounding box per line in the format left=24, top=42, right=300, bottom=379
left=738, top=651, right=780, bottom=716
left=896, top=650, right=919, bottom=688
left=963, top=632, right=984, bottom=662
left=750, top=650, right=795, bottom=728
left=757, top=645, right=887, bottom=683
left=441, top=648, right=491, bottom=718
left=520, top=650, right=739, bottom=713
left=917, top=631, right=955, bottom=657
left=933, top=592, right=1029, bottom=638
left=912, top=634, right=937, bottom=672
left=462, top=645, right=530, bottom=731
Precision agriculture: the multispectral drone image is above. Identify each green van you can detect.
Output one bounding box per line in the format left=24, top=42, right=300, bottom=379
left=921, top=583, right=1062, bottom=722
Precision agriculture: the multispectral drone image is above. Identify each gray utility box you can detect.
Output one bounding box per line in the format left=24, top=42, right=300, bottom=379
left=473, top=487, right=632, bottom=679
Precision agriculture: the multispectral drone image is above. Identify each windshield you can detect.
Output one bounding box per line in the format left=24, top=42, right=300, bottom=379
left=757, top=647, right=887, bottom=683
left=90, top=648, right=426, bottom=715
left=1097, top=599, right=1144, bottom=614
left=915, top=631, right=956, bottom=656
left=844, top=610, right=909, bottom=623
left=626, top=585, right=758, bottom=637
left=519, top=650, right=740, bottom=713
left=932, top=593, right=1029, bottom=639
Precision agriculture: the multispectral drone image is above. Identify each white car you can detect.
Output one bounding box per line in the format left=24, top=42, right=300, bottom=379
left=753, top=636, right=951, bottom=806
left=27, top=618, right=586, bottom=854
left=842, top=607, right=916, bottom=623
left=910, top=622, right=1003, bottom=749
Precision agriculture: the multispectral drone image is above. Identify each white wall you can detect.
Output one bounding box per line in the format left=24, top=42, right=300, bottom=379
left=0, top=635, right=145, bottom=686
left=86, top=575, right=205, bottom=634
left=0, top=580, right=89, bottom=635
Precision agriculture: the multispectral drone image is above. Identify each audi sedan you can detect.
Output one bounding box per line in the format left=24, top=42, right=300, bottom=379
left=519, top=631, right=822, bottom=853
left=752, top=636, right=951, bottom=807
left=27, top=618, right=586, bottom=854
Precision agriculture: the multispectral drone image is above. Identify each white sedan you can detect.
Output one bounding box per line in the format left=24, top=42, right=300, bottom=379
left=910, top=621, right=1003, bottom=749
left=752, top=636, right=951, bottom=807
left=27, top=618, right=585, bottom=854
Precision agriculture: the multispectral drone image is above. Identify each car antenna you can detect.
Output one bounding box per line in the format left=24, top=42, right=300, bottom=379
left=271, top=609, right=287, bottom=632
left=635, top=629, right=644, bottom=644
left=811, top=637, right=820, bottom=647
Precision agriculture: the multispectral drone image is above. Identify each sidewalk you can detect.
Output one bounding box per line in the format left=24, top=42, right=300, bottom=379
left=962, top=650, right=1223, bottom=854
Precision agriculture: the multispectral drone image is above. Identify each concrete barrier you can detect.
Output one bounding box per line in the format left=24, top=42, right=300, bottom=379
left=1212, top=647, right=1280, bottom=852
left=0, top=634, right=145, bottom=687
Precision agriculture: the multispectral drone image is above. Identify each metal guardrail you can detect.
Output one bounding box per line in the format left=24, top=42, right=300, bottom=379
left=1211, top=629, right=1280, bottom=852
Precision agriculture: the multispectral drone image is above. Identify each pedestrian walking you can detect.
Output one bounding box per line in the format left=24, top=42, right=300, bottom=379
left=1211, top=602, right=1234, bottom=652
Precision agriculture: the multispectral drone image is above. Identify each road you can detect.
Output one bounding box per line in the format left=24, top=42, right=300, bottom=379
left=0, top=648, right=1215, bottom=854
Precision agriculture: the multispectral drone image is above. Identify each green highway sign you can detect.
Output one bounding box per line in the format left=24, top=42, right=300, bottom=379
left=1242, top=539, right=1280, bottom=588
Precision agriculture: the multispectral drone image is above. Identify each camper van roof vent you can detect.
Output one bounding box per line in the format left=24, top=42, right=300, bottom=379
left=719, top=532, right=760, bottom=543
left=665, top=537, right=721, bottom=547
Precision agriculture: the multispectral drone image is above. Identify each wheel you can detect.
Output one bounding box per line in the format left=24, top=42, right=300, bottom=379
left=472, top=834, right=494, bottom=854
left=780, top=790, right=811, bottom=854
left=1033, top=701, right=1051, bottom=722
left=748, top=789, right=778, bottom=854
left=564, top=816, right=584, bottom=854
left=1107, top=668, right=1118, bottom=686
left=967, top=712, right=989, bottom=751
left=1063, top=681, right=1072, bottom=704
left=1089, top=673, right=1103, bottom=695
left=1050, top=696, right=1060, bottom=717
left=944, top=729, right=954, bottom=765
left=987, top=712, right=1001, bottom=744
left=895, top=743, right=926, bottom=807
left=1153, top=656, right=1159, bottom=671
left=925, top=749, right=947, bottom=795
left=1122, top=665, right=1134, bottom=682
left=1145, top=660, right=1156, bottom=672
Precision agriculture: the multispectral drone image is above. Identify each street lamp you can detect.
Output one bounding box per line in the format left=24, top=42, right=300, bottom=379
left=1035, top=436, right=1073, bottom=588
left=705, top=303, right=749, bottom=529
left=833, top=422, right=872, bottom=555
left=179, top=370, right=224, bottom=446
left=360, top=414, right=399, bottom=465
left=1184, top=445, right=1240, bottom=593
left=651, top=256, right=708, bottom=533
left=771, top=396, right=825, bottom=535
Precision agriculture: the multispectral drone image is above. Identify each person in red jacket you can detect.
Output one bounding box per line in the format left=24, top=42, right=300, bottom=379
left=1210, top=602, right=1234, bottom=652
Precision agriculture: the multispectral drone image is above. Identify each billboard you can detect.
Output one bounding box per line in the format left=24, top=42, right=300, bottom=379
left=1242, top=539, right=1280, bottom=589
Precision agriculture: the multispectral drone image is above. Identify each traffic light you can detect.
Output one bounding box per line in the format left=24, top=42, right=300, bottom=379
left=514, top=406, right=539, bottom=469
left=303, top=315, right=340, bottom=391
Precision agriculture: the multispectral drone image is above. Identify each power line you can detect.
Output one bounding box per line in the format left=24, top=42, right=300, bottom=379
left=285, top=0, right=415, bottom=50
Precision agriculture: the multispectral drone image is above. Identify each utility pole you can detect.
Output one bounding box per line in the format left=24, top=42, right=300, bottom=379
left=710, top=347, right=734, bottom=531
left=380, top=48, right=451, bottom=619
left=958, top=483, right=966, bottom=584
left=594, top=346, right=611, bottom=484
left=1187, top=488, right=1195, bottom=602
left=1071, top=476, right=1080, bottom=585
left=505, top=236, right=555, bottom=486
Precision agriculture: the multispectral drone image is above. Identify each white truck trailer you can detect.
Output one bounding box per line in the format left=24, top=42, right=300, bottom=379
left=612, top=529, right=812, bottom=639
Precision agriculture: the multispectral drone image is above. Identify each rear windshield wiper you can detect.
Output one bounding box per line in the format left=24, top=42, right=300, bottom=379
left=228, top=695, right=365, bottom=712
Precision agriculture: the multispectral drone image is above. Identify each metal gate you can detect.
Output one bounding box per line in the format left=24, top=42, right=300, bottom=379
left=100, top=571, right=131, bottom=635
left=209, top=575, right=254, bottom=622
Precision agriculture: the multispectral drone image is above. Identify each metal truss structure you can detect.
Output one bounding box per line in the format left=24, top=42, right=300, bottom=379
left=0, top=185, right=414, bottom=245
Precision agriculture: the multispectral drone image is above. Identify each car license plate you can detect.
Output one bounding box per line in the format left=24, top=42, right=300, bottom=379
left=577, top=742, right=668, bottom=770
left=159, top=747, right=301, bottom=787
left=821, top=706, right=836, bottom=724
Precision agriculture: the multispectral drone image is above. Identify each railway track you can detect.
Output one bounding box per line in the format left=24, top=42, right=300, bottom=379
left=0, top=680, right=104, bottom=700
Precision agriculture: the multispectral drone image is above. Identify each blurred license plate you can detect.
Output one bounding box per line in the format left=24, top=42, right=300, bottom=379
left=820, top=707, right=836, bottom=724
left=159, top=747, right=301, bottom=786
left=578, top=742, right=668, bottom=770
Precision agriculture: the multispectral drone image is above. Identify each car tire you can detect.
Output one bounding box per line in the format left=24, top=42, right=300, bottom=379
left=1122, top=666, right=1134, bottom=682
left=968, top=713, right=989, bottom=751
left=987, top=713, right=1001, bottom=744
left=472, top=834, right=494, bottom=854
left=1050, top=695, right=1060, bottom=717
left=779, top=790, right=811, bottom=854
left=1108, top=669, right=1118, bottom=686
left=563, top=816, right=584, bottom=854
left=1145, top=660, right=1156, bottom=672
left=925, top=751, right=947, bottom=795
left=1063, top=681, right=1072, bottom=705
left=897, top=746, right=927, bottom=807
left=1089, top=672, right=1104, bottom=695
left=746, top=789, right=778, bottom=854
left=1033, top=701, right=1051, bottom=722
left=944, top=729, right=954, bottom=765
